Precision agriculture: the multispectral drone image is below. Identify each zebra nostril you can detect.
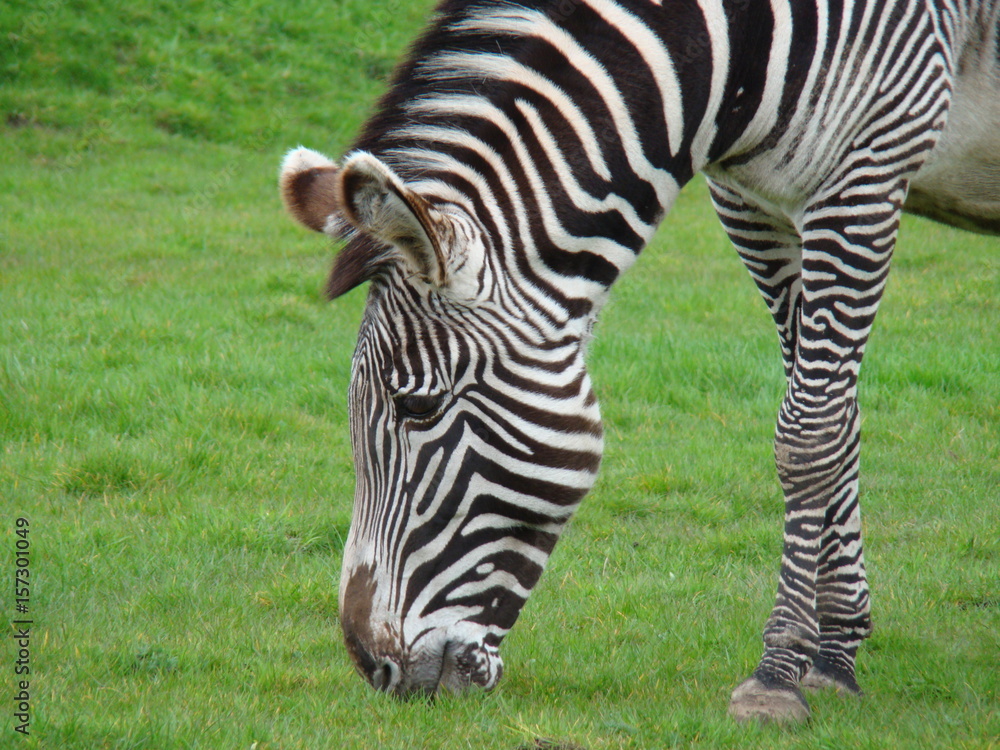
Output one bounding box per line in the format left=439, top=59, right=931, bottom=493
left=371, top=657, right=400, bottom=692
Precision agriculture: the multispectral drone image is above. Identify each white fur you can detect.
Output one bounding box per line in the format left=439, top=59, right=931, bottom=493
left=279, top=146, right=336, bottom=179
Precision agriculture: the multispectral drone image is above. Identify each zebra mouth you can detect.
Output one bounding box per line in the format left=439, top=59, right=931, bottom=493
left=363, top=639, right=504, bottom=698
left=438, top=640, right=504, bottom=693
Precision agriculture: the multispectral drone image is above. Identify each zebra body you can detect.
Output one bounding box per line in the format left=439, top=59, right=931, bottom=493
left=279, top=0, right=999, bottom=722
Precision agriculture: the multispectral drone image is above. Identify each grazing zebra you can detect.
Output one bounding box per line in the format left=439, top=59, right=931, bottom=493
left=279, top=0, right=1000, bottom=723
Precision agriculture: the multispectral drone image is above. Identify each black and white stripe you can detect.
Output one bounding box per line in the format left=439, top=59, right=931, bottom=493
left=279, top=0, right=1000, bottom=720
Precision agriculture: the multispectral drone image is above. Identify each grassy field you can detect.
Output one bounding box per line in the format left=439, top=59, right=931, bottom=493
left=2, top=1, right=998, bottom=748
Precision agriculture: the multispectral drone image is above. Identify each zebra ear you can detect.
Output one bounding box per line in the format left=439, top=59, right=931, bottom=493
left=279, top=147, right=341, bottom=233
left=338, top=153, right=450, bottom=287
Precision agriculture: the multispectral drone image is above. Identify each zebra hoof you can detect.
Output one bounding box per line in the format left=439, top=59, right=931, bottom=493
left=728, top=677, right=811, bottom=724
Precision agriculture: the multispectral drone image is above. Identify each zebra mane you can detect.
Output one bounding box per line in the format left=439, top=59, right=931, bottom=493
left=322, top=1, right=534, bottom=299
left=327, top=0, right=638, bottom=302
left=351, top=0, right=532, bottom=155
left=317, top=1, right=499, bottom=298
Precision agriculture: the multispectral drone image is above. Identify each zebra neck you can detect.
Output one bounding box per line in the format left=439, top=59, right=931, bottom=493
left=350, top=0, right=772, bottom=322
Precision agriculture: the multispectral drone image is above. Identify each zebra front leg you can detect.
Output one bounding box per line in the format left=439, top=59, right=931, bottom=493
left=724, top=175, right=906, bottom=723
left=710, top=180, right=819, bottom=721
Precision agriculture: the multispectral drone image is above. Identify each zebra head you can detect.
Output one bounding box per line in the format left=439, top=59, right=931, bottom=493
left=280, top=147, right=604, bottom=697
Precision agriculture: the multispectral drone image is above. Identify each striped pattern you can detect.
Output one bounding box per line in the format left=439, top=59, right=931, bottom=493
left=279, top=0, right=1000, bottom=719
left=340, top=267, right=603, bottom=692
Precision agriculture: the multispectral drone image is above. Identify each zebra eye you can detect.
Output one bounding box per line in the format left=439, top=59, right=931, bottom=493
left=394, top=393, right=445, bottom=420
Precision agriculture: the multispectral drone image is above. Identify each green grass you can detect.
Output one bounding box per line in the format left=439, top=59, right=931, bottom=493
left=2, top=1, right=998, bottom=748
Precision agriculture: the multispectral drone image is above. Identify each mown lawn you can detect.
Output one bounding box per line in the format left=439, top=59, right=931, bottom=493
left=2, top=2, right=998, bottom=748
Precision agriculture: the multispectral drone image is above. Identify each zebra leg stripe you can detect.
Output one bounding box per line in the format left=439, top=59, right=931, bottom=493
left=706, top=180, right=803, bottom=380
left=719, top=165, right=916, bottom=719
left=803, top=430, right=871, bottom=694
left=763, top=388, right=866, bottom=686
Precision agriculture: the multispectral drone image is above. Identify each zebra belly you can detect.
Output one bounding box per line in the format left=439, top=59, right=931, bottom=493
left=905, top=17, right=1000, bottom=236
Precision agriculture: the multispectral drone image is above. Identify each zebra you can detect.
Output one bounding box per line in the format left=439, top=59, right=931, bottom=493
left=278, top=0, right=1000, bottom=723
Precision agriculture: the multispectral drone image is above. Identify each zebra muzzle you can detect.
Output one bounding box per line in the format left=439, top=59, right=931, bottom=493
left=346, top=630, right=504, bottom=698
left=439, top=639, right=504, bottom=693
